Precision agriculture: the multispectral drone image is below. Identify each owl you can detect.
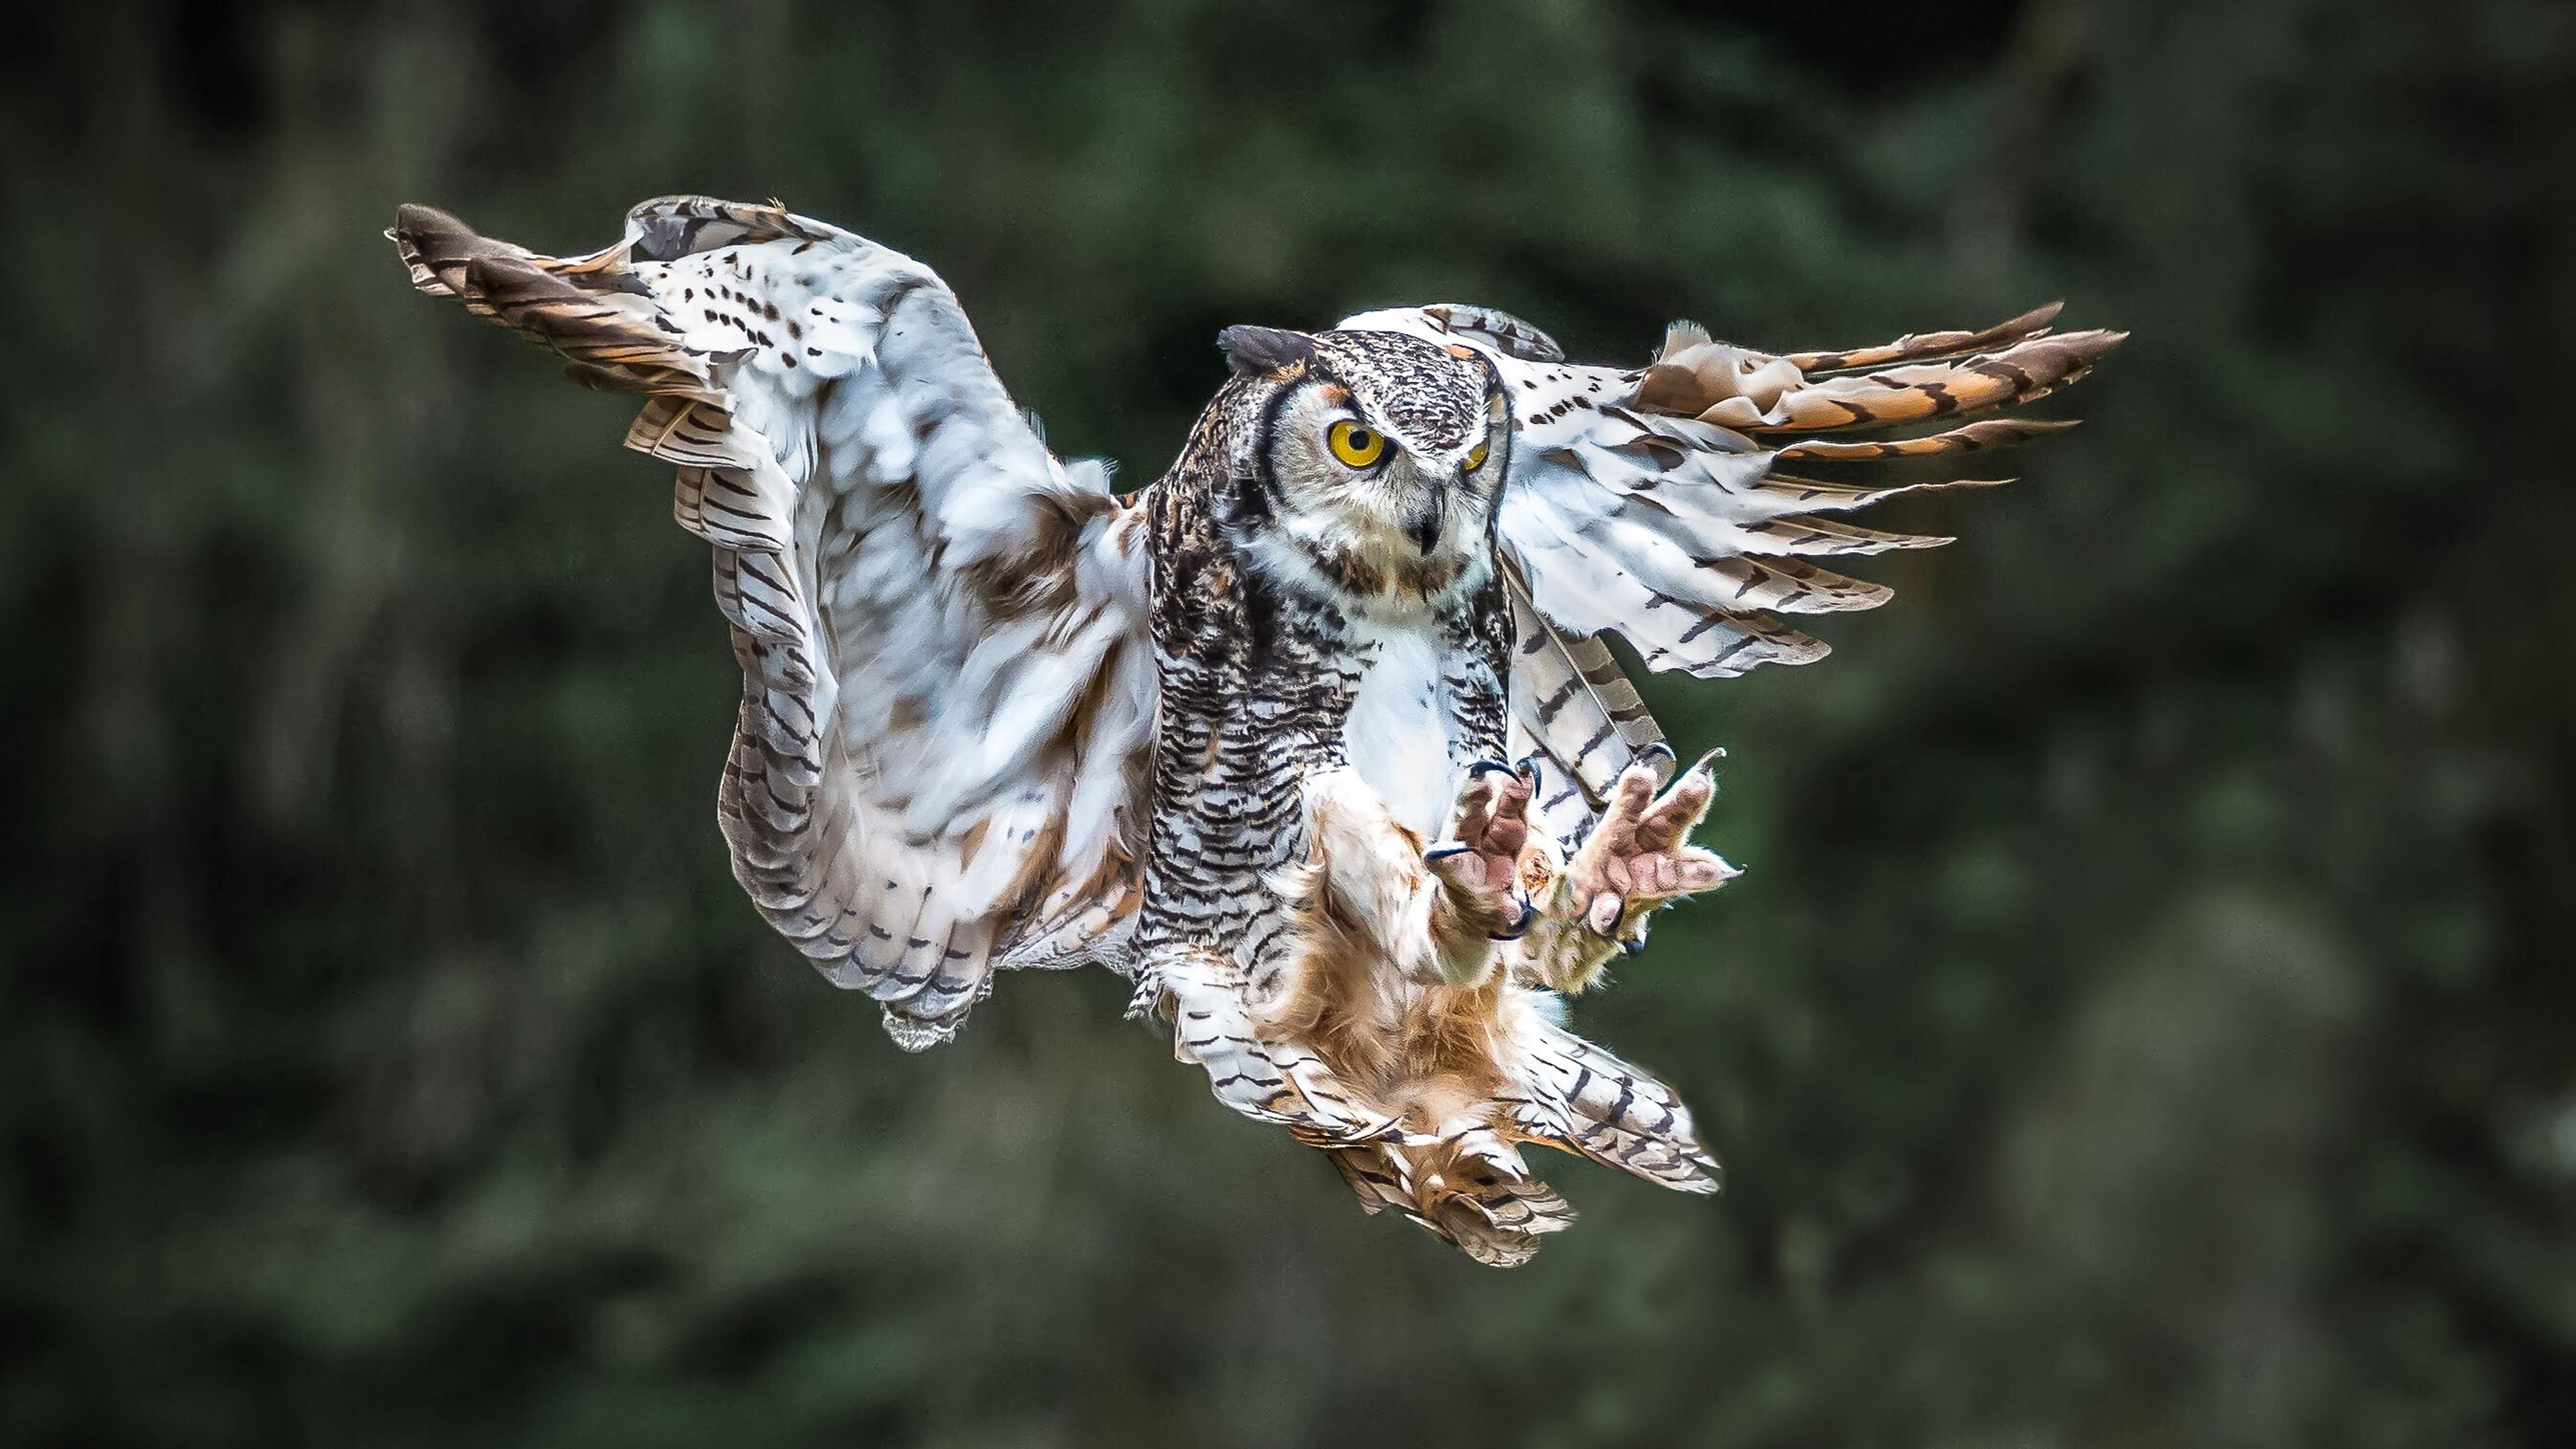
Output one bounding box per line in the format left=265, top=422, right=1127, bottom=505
left=390, top=196, right=2120, bottom=1265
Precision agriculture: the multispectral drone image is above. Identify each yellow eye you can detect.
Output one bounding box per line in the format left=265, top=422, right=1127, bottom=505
left=1462, top=439, right=1491, bottom=473
left=1327, top=419, right=1387, bottom=469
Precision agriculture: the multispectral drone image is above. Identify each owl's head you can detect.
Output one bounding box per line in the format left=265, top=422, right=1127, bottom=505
left=1212, top=324, right=1509, bottom=610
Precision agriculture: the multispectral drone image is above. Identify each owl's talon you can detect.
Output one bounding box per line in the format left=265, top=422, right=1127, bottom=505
left=1555, top=757, right=1731, bottom=952
left=1428, top=761, right=1537, bottom=941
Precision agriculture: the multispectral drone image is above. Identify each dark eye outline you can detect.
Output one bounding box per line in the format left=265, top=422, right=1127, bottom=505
left=1326, top=419, right=1389, bottom=470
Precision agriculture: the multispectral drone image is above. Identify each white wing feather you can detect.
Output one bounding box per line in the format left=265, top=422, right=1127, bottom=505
left=392, top=197, right=1152, bottom=1049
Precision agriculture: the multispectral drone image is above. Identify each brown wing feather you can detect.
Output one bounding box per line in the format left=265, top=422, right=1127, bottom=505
left=1783, top=299, right=2065, bottom=372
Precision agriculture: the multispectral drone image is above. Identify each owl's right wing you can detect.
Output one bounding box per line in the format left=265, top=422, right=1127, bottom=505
left=391, top=197, right=1155, bottom=1049
left=1344, top=301, right=2121, bottom=838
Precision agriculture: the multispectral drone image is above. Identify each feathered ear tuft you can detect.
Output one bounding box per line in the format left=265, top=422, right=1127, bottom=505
left=1217, top=325, right=1316, bottom=376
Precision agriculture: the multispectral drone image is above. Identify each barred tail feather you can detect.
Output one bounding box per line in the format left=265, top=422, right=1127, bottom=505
left=1330, top=1126, right=1581, bottom=1268
left=1322, top=1017, right=1715, bottom=1265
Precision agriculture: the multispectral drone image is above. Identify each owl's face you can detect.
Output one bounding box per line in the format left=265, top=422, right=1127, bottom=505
left=1219, top=326, right=1509, bottom=609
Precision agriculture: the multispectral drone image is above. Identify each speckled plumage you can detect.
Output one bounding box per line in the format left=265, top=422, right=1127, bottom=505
left=389, top=195, right=2122, bottom=1265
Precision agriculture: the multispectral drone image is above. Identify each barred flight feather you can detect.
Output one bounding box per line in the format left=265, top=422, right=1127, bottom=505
left=1509, top=1024, right=1722, bottom=1193
left=1783, top=299, right=2064, bottom=373
left=1328, top=1122, right=1581, bottom=1267
left=1342, top=300, right=2121, bottom=833
left=1502, top=562, right=1669, bottom=839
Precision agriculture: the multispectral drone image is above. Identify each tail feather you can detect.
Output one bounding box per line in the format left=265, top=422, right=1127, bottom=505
left=1320, top=1018, right=1717, bottom=1266
left=1329, top=1124, right=1581, bottom=1268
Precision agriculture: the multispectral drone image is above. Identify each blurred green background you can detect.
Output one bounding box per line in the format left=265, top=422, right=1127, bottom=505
left=6, top=1, right=2573, bottom=1445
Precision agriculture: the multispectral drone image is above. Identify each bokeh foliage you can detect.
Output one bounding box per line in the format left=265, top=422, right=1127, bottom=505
left=4, top=1, right=2572, bottom=1445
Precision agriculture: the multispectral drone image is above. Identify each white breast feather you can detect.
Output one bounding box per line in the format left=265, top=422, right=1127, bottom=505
left=1343, top=619, right=1456, bottom=841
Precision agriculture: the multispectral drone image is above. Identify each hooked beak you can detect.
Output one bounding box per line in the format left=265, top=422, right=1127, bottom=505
left=1401, top=488, right=1443, bottom=555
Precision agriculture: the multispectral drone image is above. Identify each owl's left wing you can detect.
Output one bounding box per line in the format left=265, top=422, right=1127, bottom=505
left=1342, top=302, right=2122, bottom=836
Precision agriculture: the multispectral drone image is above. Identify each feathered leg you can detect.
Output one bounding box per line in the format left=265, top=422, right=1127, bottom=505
left=1141, top=944, right=1404, bottom=1148
left=1297, top=765, right=1536, bottom=989
left=1419, top=763, right=1551, bottom=979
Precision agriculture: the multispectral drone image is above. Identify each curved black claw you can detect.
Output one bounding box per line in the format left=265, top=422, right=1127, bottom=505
left=1638, top=741, right=1677, bottom=767
left=1466, top=758, right=1517, bottom=780
left=1513, top=753, right=1545, bottom=784
left=1424, top=842, right=1472, bottom=861
left=1488, top=892, right=1538, bottom=941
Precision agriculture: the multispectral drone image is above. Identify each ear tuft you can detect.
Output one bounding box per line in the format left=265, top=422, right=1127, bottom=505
left=1217, top=325, right=1316, bottom=377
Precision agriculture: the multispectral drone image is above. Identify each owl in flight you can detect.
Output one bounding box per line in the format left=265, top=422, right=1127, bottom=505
left=390, top=197, right=2119, bottom=1265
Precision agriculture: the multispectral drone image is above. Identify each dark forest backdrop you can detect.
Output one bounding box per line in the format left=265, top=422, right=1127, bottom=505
left=5, top=1, right=2573, bottom=1445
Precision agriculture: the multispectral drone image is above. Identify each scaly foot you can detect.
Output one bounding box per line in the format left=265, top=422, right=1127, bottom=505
left=1424, top=761, right=1540, bottom=945
left=1562, top=751, right=1739, bottom=941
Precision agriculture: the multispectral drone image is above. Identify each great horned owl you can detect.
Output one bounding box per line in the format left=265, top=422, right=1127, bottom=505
left=390, top=197, right=2120, bottom=1265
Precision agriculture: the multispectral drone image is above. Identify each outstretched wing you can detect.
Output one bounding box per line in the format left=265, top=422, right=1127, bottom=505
left=391, top=197, right=1155, bottom=1049
left=1342, top=301, right=2122, bottom=836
